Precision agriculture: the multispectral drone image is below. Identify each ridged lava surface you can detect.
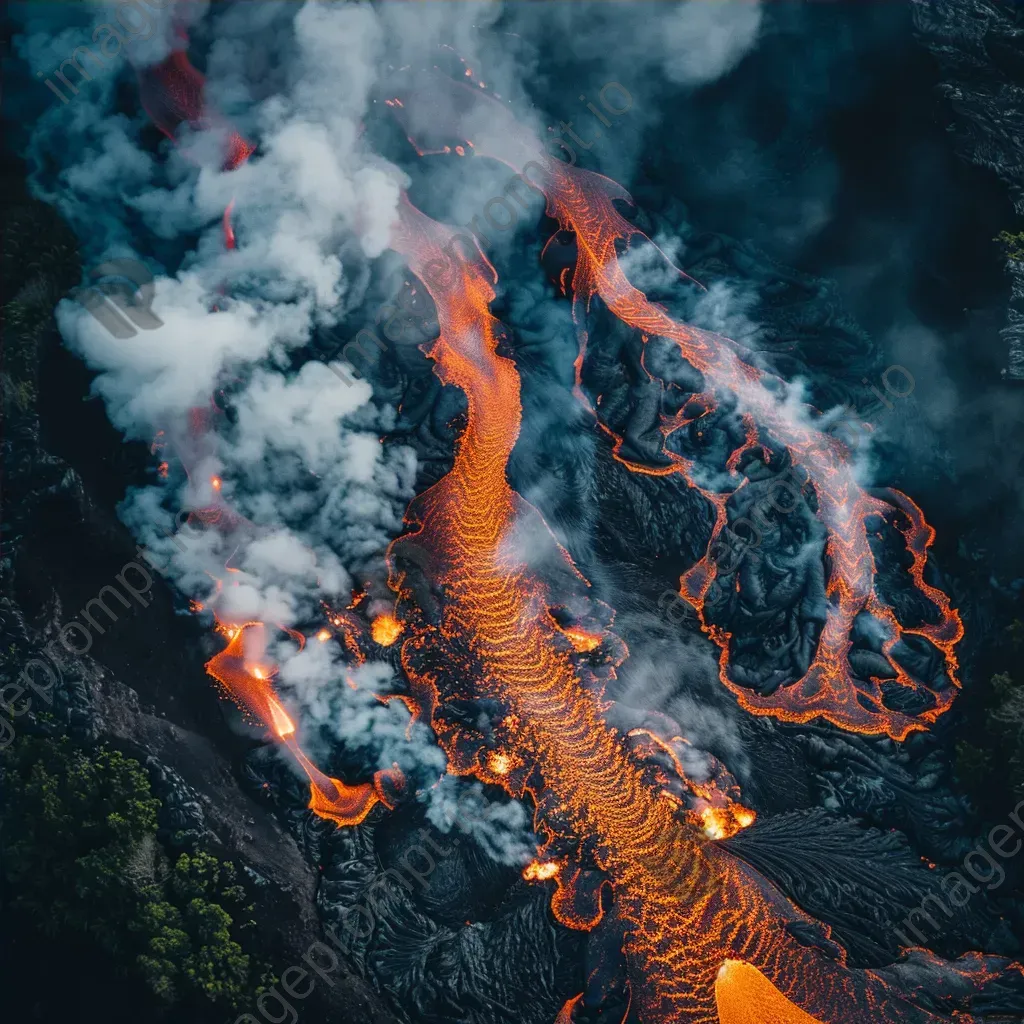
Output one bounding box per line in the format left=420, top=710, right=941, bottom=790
left=387, top=195, right=1001, bottom=1023
left=390, top=74, right=963, bottom=743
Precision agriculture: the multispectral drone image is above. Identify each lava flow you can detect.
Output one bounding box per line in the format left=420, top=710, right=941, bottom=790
left=127, top=42, right=1010, bottom=1020
left=205, top=619, right=384, bottom=826
left=389, top=75, right=963, bottom=743
left=386, top=193, right=1007, bottom=1023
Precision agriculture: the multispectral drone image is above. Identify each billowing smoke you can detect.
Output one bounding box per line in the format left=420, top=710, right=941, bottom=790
left=15, top=0, right=429, bottom=823
left=12, top=0, right=774, bottom=863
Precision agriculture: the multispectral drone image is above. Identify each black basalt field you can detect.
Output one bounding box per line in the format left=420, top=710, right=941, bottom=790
left=3, top=3, right=1024, bottom=1024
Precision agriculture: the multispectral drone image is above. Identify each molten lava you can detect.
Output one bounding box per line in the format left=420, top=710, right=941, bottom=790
left=389, top=74, right=963, bottom=743
left=524, top=860, right=560, bottom=882
left=715, top=962, right=825, bottom=1024
left=205, top=619, right=381, bottom=826
left=371, top=612, right=404, bottom=647
left=385, top=191, right=1007, bottom=1022
left=133, top=44, right=385, bottom=828
left=136, top=48, right=254, bottom=171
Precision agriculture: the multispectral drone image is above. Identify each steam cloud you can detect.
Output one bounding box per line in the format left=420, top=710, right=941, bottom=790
left=13, top=0, right=770, bottom=862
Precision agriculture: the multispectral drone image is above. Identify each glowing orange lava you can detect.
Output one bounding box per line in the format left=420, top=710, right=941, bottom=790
left=385, top=191, right=1006, bottom=1022
left=698, top=805, right=754, bottom=842
left=389, top=76, right=963, bottom=743
left=371, top=612, right=404, bottom=646
left=559, top=625, right=603, bottom=653
left=524, top=860, right=560, bottom=882
left=133, top=45, right=384, bottom=831
left=487, top=751, right=513, bottom=775
left=715, top=961, right=825, bottom=1024
left=205, top=619, right=380, bottom=826
left=266, top=694, right=296, bottom=737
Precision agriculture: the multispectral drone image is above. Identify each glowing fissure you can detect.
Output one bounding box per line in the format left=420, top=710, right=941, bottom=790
left=389, top=75, right=962, bottom=742
left=386, top=194, right=995, bottom=1023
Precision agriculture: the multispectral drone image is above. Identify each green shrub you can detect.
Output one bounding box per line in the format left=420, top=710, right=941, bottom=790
left=0, top=735, right=270, bottom=1012
left=996, top=230, right=1024, bottom=262
left=955, top=664, right=1024, bottom=805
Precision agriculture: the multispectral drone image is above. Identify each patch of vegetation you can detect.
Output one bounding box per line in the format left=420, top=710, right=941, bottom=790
left=996, top=229, right=1024, bottom=262
left=0, top=734, right=272, bottom=1014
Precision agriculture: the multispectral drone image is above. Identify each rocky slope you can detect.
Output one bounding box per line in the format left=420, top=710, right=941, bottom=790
left=0, top=176, right=399, bottom=1024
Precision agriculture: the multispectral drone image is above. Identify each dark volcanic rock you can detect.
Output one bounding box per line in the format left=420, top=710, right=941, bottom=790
left=911, top=0, right=1024, bottom=376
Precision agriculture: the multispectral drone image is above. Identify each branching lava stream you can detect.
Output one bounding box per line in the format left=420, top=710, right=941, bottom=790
left=389, top=74, right=963, bottom=743
left=386, top=194, right=1006, bottom=1023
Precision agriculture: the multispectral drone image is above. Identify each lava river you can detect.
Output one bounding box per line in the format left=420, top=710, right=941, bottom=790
left=386, top=194, right=1007, bottom=1024
left=389, top=74, right=963, bottom=744
left=129, top=47, right=1011, bottom=1024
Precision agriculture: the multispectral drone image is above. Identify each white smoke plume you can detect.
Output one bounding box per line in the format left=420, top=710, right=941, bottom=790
left=426, top=775, right=536, bottom=866
left=18, top=0, right=430, bottom=820
left=12, top=0, right=554, bottom=864
left=14, top=0, right=771, bottom=862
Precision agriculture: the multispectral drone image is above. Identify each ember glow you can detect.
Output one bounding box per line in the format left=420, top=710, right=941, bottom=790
left=389, top=75, right=963, bottom=743
left=371, top=612, right=404, bottom=647
left=114, top=25, right=1021, bottom=1024
left=136, top=48, right=253, bottom=251
left=136, top=49, right=255, bottom=171
left=524, top=860, right=560, bottom=882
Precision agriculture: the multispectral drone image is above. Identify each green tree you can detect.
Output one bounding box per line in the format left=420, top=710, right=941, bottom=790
left=1, top=201, right=80, bottom=415
left=996, top=230, right=1024, bottom=262
left=0, top=735, right=270, bottom=1013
